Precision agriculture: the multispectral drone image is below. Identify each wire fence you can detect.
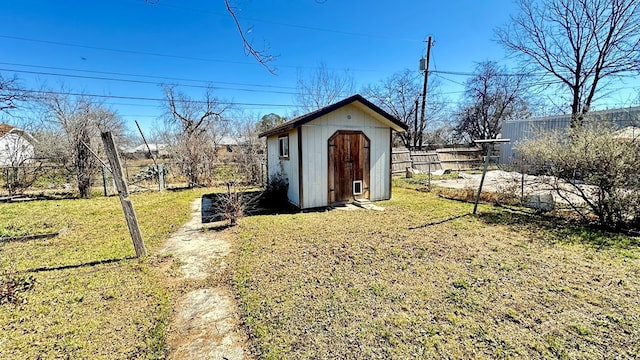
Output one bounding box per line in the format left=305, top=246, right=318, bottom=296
left=0, top=160, right=266, bottom=198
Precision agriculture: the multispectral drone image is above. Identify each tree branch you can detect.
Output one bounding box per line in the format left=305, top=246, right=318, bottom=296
left=224, top=0, right=277, bottom=74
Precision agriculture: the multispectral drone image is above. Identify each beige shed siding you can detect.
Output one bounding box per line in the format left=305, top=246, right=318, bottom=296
left=266, top=129, right=300, bottom=207
left=300, top=104, right=392, bottom=208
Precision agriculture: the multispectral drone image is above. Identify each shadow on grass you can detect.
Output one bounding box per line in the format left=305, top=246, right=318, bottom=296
left=0, top=191, right=79, bottom=203
left=201, top=191, right=300, bottom=224
left=202, top=222, right=234, bottom=232
left=21, top=256, right=136, bottom=274
left=476, top=209, right=640, bottom=250
left=0, top=232, right=59, bottom=244
left=409, top=213, right=472, bottom=229
left=166, top=185, right=195, bottom=192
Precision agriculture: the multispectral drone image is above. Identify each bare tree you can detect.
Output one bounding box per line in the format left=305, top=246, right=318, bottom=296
left=362, top=70, right=420, bottom=148
left=163, top=85, right=228, bottom=187
left=423, top=124, right=456, bottom=146
left=42, top=91, right=125, bottom=198
left=223, top=0, right=276, bottom=74
left=0, top=74, right=27, bottom=114
left=363, top=69, right=448, bottom=149
left=454, top=61, right=529, bottom=142
left=497, top=0, right=640, bottom=127
left=295, top=62, right=356, bottom=113
left=226, top=112, right=264, bottom=184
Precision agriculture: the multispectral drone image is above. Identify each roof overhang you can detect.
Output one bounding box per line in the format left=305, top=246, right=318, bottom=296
left=3, top=128, right=38, bottom=144
left=258, top=94, right=408, bottom=138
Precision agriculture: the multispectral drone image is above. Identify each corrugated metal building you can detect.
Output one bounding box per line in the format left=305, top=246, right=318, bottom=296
left=500, top=106, right=640, bottom=165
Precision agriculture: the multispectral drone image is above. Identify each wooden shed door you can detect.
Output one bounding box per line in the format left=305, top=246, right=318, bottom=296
left=328, top=131, right=370, bottom=204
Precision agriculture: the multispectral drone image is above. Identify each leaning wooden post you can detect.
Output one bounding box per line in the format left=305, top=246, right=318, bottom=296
left=472, top=138, right=510, bottom=215
left=101, top=131, right=147, bottom=257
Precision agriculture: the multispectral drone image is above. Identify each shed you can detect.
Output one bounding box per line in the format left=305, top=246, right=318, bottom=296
left=258, top=94, right=407, bottom=209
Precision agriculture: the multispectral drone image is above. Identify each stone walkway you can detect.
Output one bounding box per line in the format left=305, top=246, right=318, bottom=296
left=161, top=199, right=252, bottom=360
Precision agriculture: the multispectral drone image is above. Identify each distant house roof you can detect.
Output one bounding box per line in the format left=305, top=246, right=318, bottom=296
left=0, top=124, right=14, bottom=138
left=218, top=136, right=247, bottom=146
left=0, top=123, right=37, bottom=143
left=121, top=143, right=169, bottom=154
left=133, top=143, right=169, bottom=152
left=258, top=94, right=408, bottom=138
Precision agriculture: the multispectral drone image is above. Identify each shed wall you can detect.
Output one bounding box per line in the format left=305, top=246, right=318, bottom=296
left=266, top=129, right=300, bottom=207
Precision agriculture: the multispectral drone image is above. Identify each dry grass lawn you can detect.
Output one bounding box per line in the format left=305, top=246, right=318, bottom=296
left=232, top=186, right=640, bottom=359
left=0, top=189, right=207, bottom=359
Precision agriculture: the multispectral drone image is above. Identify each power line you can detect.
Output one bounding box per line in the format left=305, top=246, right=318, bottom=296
left=7, top=34, right=635, bottom=85
left=0, top=61, right=297, bottom=90
left=0, top=62, right=388, bottom=100
left=7, top=81, right=634, bottom=112
left=431, top=68, right=640, bottom=80
left=0, top=34, right=385, bottom=73
left=9, top=87, right=295, bottom=107
left=432, top=72, right=630, bottom=91
left=433, top=74, right=466, bottom=87
left=0, top=67, right=300, bottom=95
left=2, top=64, right=635, bottom=112
left=0, top=34, right=259, bottom=67
left=153, top=3, right=422, bottom=43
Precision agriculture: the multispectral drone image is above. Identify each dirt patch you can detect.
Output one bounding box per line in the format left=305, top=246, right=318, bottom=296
left=434, top=170, right=593, bottom=205
left=161, top=199, right=252, bottom=359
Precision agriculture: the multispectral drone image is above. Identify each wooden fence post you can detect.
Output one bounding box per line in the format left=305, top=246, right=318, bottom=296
left=101, top=131, right=147, bottom=257
left=102, top=165, right=109, bottom=197
left=157, top=164, right=165, bottom=191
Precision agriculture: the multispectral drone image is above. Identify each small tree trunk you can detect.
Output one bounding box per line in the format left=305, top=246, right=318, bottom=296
left=76, top=129, right=93, bottom=198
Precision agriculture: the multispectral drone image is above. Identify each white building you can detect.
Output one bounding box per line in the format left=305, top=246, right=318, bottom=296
left=0, top=124, right=36, bottom=166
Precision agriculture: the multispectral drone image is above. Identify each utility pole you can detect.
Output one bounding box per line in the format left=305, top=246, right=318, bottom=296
left=419, top=36, right=433, bottom=150
left=413, top=99, right=419, bottom=149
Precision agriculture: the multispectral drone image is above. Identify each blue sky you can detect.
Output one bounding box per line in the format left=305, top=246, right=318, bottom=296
left=2, top=0, right=636, bottom=135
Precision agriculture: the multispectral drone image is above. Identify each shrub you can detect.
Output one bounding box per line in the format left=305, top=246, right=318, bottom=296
left=261, top=171, right=289, bottom=209
left=215, top=182, right=260, bottom=226
left=516, top=123, right=640, bottom=230
left=1, top=164, right=42, bottom=196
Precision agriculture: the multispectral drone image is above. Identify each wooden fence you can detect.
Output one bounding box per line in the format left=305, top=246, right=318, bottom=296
left=391, top=149, right=413, bottom=175
left=436, top=147, right=482, bottom=171
left=392, top=146, right=482, bottom=175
